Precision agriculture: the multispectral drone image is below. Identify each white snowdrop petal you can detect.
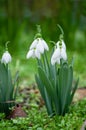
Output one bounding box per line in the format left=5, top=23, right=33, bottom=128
left=51, top=48, right=60, bottom=65
left=31, top=50, right=36, bottom=58
left=36, top=40, right=44, bottom=54
left=35, top=49, right=41, bottom=59
left=51, top=57, right=57, bottom=65
left=1, top=51, right=12, bottom=64
left=51, top=59, right=55, bottom=65
left=30, top=39, right=38, bottom=49
left=62, top=40, right=66, bottom=50
left=41, top=39, right=49, bottom=51
left=52, top=48, right=60, bottom=60
left=51, top=40, right=67, bottom=65
left=26, top=49, right=34, bottom=59
left=61, top=48, right=67, bottom=60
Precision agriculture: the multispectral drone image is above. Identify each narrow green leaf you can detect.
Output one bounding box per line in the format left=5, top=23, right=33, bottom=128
left=37, top=59, right=43, bottom=68
left=35, top=74, right=46, bottom=101
left=70, top=78, right=79, bottom=103
left=42, top=53, right=49, bottom=77
left=6, top=68, right=13, bottom=101
left=44, top=88, right=54, bottom=116
left=61, top=65, right=73, bottom=114
left=58, top=62, right=68, bottom=113
left=35, top=74, right=54, bottom=115
left=49, top=63, right=57, bottom=89
left=38, top=66, right=54, bottom=97
left=13, top=72, right=19, bottom=99
left=0, top=63, right=8, bottom=101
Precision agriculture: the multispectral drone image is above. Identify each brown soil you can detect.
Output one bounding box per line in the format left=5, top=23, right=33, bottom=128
left=18, top=85, right=86, bottom=109
left=75, top=88, right=86, bottom=101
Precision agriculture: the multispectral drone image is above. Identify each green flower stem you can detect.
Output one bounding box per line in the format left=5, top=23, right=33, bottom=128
left=34, top=25, right=42, bottom=39
left=57, top=24, right=64, bottom=35
left=42, top=53, right=49, bottom=77
left=57, top=24, right=64, bottom=41
left=5, top=41, right=10, bottom=51
left=36, top=25, right=41, bottom=33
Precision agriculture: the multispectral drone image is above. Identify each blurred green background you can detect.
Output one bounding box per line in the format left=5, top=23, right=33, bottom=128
left=0, top=0, right=86, bottom=87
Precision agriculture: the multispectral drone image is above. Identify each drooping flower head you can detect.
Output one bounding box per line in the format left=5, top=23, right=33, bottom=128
left=51, top=25, right=67, bottom=65
left=1, top=41, right=12, bottom=64
left=26, top=25, right=49, bottom=59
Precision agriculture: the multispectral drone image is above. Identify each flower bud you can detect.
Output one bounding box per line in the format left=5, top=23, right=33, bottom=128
left=51, top=40, right=67, bottom=65
left=1, top=51, right=12, bottom=64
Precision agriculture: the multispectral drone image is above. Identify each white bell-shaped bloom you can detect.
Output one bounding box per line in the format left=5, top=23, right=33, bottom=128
left=1, top=51, right=12, bottom=64
left=35, top=38, right=49, bottom=54
left=51, top=41, right=67, bottom=65
left=26, top=48, right=41, bottom=59
left=26, top=37, right=49, bottom=60
left=30, top=38, right=49, bottom=54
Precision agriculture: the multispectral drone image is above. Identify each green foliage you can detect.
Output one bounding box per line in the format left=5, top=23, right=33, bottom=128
left=35, top=53, right=79, bottom=116
left=0, top=98, right=86, bottom=130
left=0, top=0, right=86, bottom=56
left=0, top=62, right=19, bottom=115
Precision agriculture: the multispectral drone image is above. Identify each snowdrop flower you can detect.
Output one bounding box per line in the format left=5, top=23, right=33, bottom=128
left=26, top=48, right=41, bottom=59
left=1, top=51, right=12, bottom=64
left=36, top=38, right=45, bottom=54
left=51, top=40, right=67, bottom=65
left=26, top=38, right=49, bottom=59
left=30, top=39, right=38, bottom=50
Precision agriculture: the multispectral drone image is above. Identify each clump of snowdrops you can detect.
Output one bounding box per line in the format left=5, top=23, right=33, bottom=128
left=26, top=25, right=79, bottom=116
left=0, top=42, right=19, bottom=116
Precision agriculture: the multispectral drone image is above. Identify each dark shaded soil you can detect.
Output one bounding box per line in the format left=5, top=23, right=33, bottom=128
left=76, top=87, right=86, bottom=100
left=7, top=85, right=86, bottom=119
left=19, top=84, right=86, bottom=108
left=18, top=84, right=45, bottom=109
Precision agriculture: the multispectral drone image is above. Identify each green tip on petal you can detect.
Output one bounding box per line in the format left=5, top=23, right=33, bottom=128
left=59, top=40, right=62, bottom=47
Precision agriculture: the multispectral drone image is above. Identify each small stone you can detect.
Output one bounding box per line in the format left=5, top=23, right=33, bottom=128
left=7, top=104, right=27, bottom=119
